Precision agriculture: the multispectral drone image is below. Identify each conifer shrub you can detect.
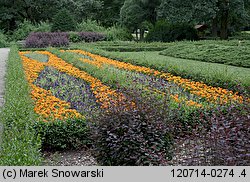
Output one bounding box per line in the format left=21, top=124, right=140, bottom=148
left=52, top=9, right=76, bottom=32
left=145, top=20, right=198, bottom=42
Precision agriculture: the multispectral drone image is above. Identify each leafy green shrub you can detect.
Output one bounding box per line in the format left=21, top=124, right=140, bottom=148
left=11, top=20, right=51, bottom=41
left=76, top=19, right=132, bottom=41
left=145, top=20, right=198, bottom=42
left=105, top=26, right=133, bottom=41
left=0, top=31, right=8, bottom=47
left=12, top=20, right=36, bottom=41
left=0, top=45, right=42, bottom=165
left=34, top=118, right=91, bottom=151
left=76, top=19, right=106, bottom=32
left=69, top=32, right=81, bottom=43
left=34, top=21, right=52, bottom=32
left=52, top=9, right=76, bottom=32
left=78, top=32, right=105, bottom=42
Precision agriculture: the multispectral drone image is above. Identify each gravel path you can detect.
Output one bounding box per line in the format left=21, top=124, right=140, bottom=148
left=43, top=149, right=98, bottom=166
left=0, top=48, right=10, bottom=147
left=0, top=48, right=9, bottom=107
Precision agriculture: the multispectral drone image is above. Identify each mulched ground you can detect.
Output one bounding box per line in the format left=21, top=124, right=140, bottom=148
left=43, top=136, right=212, bottom=166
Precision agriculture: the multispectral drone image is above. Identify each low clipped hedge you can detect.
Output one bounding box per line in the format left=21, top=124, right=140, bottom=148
left=34, top=118, right=91, bottom=151
left=0, top=45, right=42, bottom=165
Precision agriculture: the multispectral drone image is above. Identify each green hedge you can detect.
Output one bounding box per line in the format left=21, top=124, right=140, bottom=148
left=160, top=41, right=250, bottom=68
left=34, top=118, right=91, bottom=151
left=0, top=45, right=42, bottom=165
left=145, top=21, right=198, bottom=42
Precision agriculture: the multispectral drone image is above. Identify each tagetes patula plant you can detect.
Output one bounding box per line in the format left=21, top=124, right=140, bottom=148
left=70, top=50, right=247, bottom=105
left=20, top=52, right=82, bottom=121
left=38, top=51, right=131, bottom=109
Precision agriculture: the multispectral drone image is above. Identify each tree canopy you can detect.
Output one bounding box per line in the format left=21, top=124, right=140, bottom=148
left=0, top=0, right=249, bottom=39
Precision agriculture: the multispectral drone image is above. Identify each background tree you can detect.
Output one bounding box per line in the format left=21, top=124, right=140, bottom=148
left=51, top=9, right=76, bottom=32
left=67, top=0, right=104, bottom=21
left=157, top=0, right=250, bottom=39
left=100, top=0, right=125, bottom=27
left=120, top=0, right=161, bottom=40
left=120, top=0, right=145, bottom=40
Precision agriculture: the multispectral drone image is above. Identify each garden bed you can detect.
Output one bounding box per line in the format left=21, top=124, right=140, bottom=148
left=0, top=45, right=249, bottom=166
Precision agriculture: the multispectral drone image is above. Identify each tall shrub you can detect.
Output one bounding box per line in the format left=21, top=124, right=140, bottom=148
left=76, top=20, right=133, bottom=41
left=52, top=9, right=76, bottom=32
left=105, top=26, right=133, bottom=41
left=11, top=20, right=51, bottom=41
left=12, top=20, right=36, bottom=41
left=145, top=20, right=198, bottom=42
left=76, top=19, right=106, bottom=32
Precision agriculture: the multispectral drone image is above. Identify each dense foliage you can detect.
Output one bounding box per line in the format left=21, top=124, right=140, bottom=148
left=78, top=32, right=106, bottom=42
left=25, top=32, right=69, bottom=48
left=160, top=41, right=250, bottom=68
left=181, top=103, right=250, bottom=165
left=34, top=118, right=91, bottom=151
left=51, top=9, right=76, bottom=32
left=91, top=88, right=174, bottom=166
left=11, top=20, right=51, bottom=41
left=76, top=20, right=133, bottom=41
left=145, top=21, right=198, bottom=42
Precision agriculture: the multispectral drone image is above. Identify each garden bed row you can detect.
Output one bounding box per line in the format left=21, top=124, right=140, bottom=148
left=0, top=47, right=249, bottom=166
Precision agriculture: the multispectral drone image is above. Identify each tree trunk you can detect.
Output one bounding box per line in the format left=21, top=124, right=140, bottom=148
left=135, top=29, right=139, bottom=41
left=212, top=17, right=218, bottom=37
left=220, top=0, right=229, bottom=40
left=140, top=29, right=144, bottom=41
